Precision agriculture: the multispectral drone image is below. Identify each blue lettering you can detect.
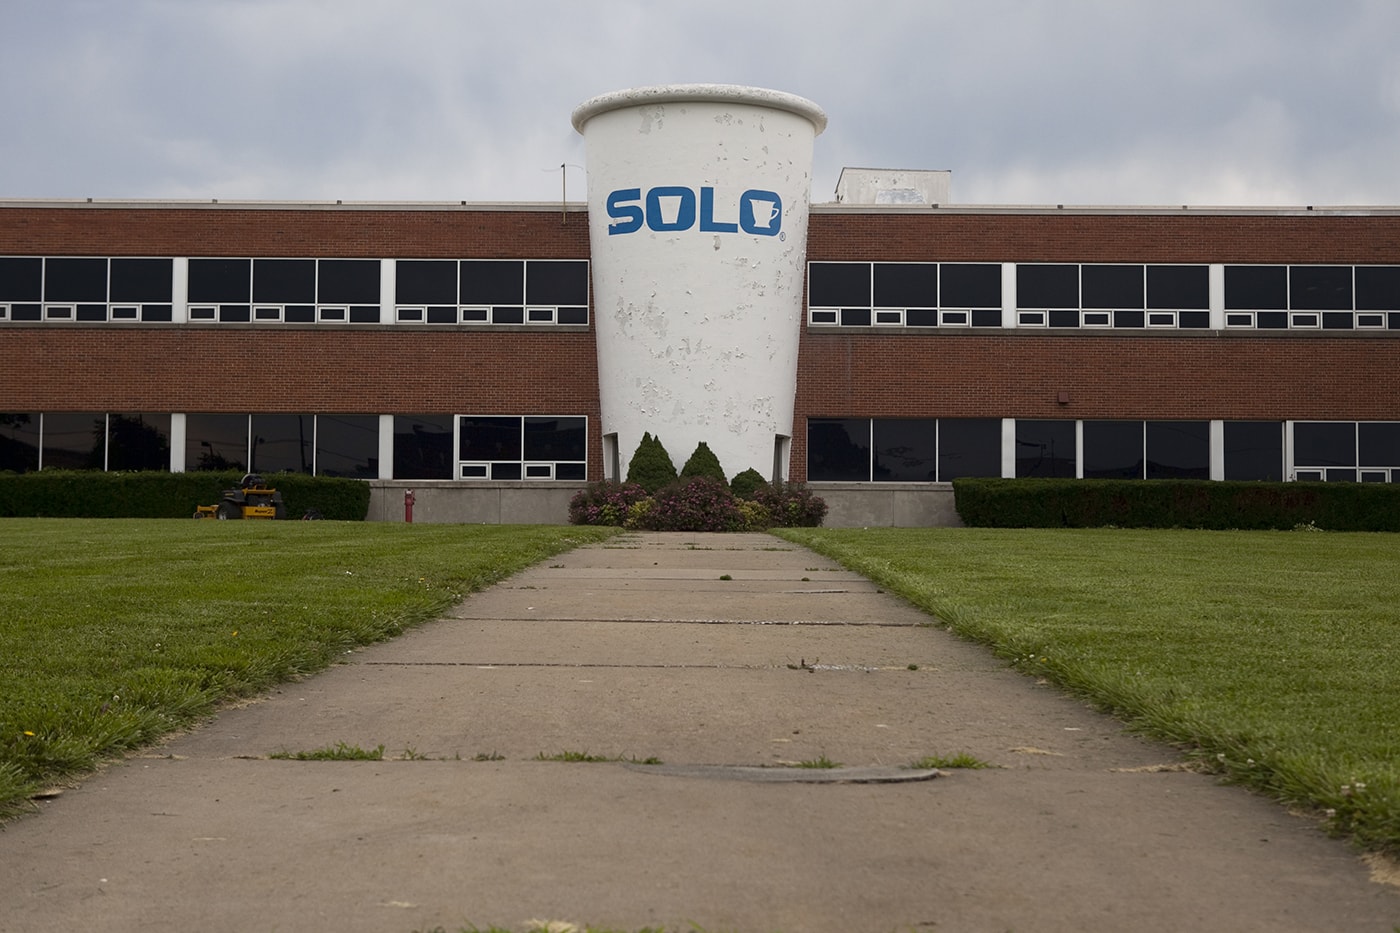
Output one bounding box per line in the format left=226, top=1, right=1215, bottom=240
left=738, top=189, right=783, bottom=236
left=606, top=188, right=643, bottom=235
left=698, top=187, right=738, bottom=233
left=604, top=185, right=781, bottom=237
left=645, top=186, right=696, bottom=232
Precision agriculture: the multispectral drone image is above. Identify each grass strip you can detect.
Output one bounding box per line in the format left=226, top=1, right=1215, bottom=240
left=775, top=526, right=1400, bottom=856
left=0, top=518, right=617, bottom=816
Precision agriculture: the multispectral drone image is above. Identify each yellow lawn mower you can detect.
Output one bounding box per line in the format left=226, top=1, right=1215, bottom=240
left=194, top=473, right=287, bottom=520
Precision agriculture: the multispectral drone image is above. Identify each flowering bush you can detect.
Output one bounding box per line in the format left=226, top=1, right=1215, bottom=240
left=568, top=481, right=649, bottom=526
left=632, top=476, right=745, bottom=532
left=753, top=480, right=828, bottom=527
left=735, top=498, right=772, bottom=531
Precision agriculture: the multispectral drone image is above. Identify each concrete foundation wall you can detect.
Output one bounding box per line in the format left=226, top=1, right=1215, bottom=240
left=809, top=483, right=962, bottom=528
left=365, top=480, right=962, bottom=527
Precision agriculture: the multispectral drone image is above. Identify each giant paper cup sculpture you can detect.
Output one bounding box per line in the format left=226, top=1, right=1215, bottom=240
left=571, top=85, right=826, bottom=484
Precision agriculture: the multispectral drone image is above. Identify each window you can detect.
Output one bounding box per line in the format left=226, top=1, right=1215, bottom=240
left=1016, top=420, right=1075, bottom=478
left=190, top=258, right=380, bottom=324
left=938, top=419, right=1002, bottom=480
left=0, top=413, right=41, bottom=472
left=807, top=418, right=871, bottom=481
left=1225, top=265, right=1400, bottom=330
left=1223, top=421, right=1283, bottom=481
left=40, top=412, right=106, bottom=470
left=396, top=259, right=588, bottom=325
left=812, top=417, right=999, bottom=481
left=251, top=414, right=314, bottom=474
left=393, top=415, right=454, bottom=480
left=808, top=262, right=1000, bottom=327
left=107, top=413, right=172, bottom=472
left=872, top=419, right=937, bottom=481
left=1083, top=421, right=1143, bottom=479
left=1145, top=421, right=1209, bottom=479
left=316, top=415, right=379, bottom=478
left=186, top=414, right=249, bottom=472
left=456, top=415, right=586, bottom=480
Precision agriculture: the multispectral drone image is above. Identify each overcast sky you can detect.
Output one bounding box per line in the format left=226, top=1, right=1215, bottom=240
left=5, top=0, right=1400, bottom=206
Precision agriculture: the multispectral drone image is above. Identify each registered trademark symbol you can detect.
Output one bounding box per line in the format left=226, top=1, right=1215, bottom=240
left=779, top=231, right=786, bottom=241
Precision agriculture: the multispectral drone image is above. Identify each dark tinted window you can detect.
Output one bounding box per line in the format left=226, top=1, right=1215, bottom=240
left=315, top=414, right=379, bottom=478
left=941, top=264, right=1001, bottom=308
left=1224, top=421, right=1283, bottom=481
left=396, top=260, right=458, bottom=304
left=524, top=416, right=586, bottom=461
left=1289, top=266, right=1352, bottom=310
left=0, top=258, right=43, bottom=301
left=41, top=412, right=105, bottom=470
left=393, top=414, right=453, bottom=479
left=459, top=416, right=522, bottom=461
left=253, top=259, right=316, bottom=303
left=1083, top=421, right=1142, bottom=479
left=1147, top=265, right=1209, bottom=309
left=873, top=264, right=937, bottom=308
left=107, top=413, right=171, bottom=471
left=1017, top=264, right=1078, bottom=309
left=186, top=413, right=248, bottom=471
left=318, top=260, right=379, bottom=304
left=1015, top=420, right=1075, bottom=478
left=809, top=263, right=870, bottom=307
left=250, top=414, right=313, bottom=474
left=1294, top=422, right=1356, bottom=467
left=807, top=417, right=870, bottom=481
left=45, top=258, right=108, bottom=302
left=872, top=419, right=937, bottom=481
left=525, top=260, right=588, bottom=305
left=939, top=419, right=1002, bottom=480
left=1081, top=265, right=1143, bottom=309
left=110, top=259, right=173, bottom=302
left=0, top=413, right=40, bottom=472
left=1359, top=422, right=1400, bottom=466
left=461, top=260, right=524, bottom=304
left=189, top=259, right=251, bottom=302
left=1146, top=421, right=1209, bottom=479
left=1225, top=266, right=1286, bottom=310
left=1355, top=267, right=1400, bottom=311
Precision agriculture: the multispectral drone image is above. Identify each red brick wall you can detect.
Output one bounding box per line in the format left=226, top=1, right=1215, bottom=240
left=6, top=204, right=1400, bottom=484
left=0, top=205, right=590, bottom=257
left=807, top=210, right=1400, bottom=263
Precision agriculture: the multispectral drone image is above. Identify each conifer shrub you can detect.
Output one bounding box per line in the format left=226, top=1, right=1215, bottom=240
left=680, top=441, right=727, bottom=484
left=730, top=467, right=768, bottom=500
left=624, top=432, right=678, bottom=494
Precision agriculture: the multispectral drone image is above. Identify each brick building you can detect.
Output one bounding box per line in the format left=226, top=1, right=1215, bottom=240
left=3, top=192, right=1398, bottom=523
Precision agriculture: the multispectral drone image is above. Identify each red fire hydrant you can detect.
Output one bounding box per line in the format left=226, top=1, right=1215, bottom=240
left=404, top=489, right=416, bottom=524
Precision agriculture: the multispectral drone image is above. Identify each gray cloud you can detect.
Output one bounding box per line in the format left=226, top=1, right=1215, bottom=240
left=3, top=0, right=1398, bottom=205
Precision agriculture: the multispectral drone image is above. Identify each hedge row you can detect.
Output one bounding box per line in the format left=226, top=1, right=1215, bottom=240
left=0, top=471, right=370, bottom=520
left=953, top=477, right=1400, bottom=531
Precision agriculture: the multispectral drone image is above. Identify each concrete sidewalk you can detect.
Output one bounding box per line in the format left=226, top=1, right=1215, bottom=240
left=1, top=531, right=1396, bottom=932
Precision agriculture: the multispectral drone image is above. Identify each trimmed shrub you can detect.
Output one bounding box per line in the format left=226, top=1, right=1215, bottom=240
left=752, top=481, right=828, bottom=527
left=625, top=432, right=678, bottom=494
left=952, top=477, right=1400, bottom=531
left=730, top=468, right=768, bottom=500
left=0, top=470, right=369, bottom=520
left=631, top=476, right=745, bottom=532
left=568, top=480, right=649, bottom=526
left=680, top=441, right=727, bottom=484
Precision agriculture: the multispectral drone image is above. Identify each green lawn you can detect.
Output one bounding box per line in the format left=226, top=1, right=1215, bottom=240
left=0, top=519, right=618, bottom=816
left=4, top=520, right=1398, bottom=858
left=776, top=526, right=1400, bottom=856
